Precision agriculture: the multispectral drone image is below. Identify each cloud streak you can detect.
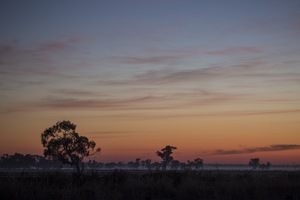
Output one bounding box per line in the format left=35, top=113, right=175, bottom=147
left=36, top=95, right=164, bottom=110
left=99, top=60, right=300, bottom=87
left=115, top=46, right=262, bottom=65
left=85, top=131, right=133, bottom=139
left=205, top=46, right=262, bottom=55
left=0, top=37, right=82, bottom=75
left=210, top=144, right=300, bottom=155
left=98, top=67, right=225, bottom=86
left=1, top=89, right=247, bottom=114
left=118, top=55, right=189, bottom=65
left=37, top=37, right=81, bottom=52
left=54, top=89, right=96, bottom=96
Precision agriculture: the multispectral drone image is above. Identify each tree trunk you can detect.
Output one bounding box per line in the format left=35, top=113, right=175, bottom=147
left=162, top=163, right=167, bottom=171
left=75, top=162, right=80, bottom=173
left=81, top=162, right=84, bottom=172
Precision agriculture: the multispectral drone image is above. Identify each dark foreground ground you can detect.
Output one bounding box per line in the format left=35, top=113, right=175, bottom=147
left=0, top=170, right=299, bottom=200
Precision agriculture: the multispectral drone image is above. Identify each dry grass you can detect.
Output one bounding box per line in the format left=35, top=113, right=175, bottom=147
left=0, top=170, right=299, bottom=200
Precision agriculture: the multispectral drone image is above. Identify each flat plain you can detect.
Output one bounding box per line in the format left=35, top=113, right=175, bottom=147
left=0, top=170, right=299, bottom=200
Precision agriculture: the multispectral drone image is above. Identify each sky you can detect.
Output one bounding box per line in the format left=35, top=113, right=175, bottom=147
left=1, top=0, right=300, bottom=164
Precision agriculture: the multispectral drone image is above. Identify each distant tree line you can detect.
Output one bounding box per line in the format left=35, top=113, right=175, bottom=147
left=1, top=121, right=273, bottom=171
left=1, top=153, right=273, bottom=171
left=86, top=157, right=204, bottom=171
left=0, top=153, right=62, bottom=169
left=0, top=152, right=274, bottom=172
left=249, top=158, right=271, bottom=170
left=0, top=153, right=203, bottom=171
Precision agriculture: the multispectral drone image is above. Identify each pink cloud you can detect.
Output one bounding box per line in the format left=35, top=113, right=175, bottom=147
left=0, top=36, right=84, bottom=75
left=37, top=36, right=82, bottom=52
left=54, top=89, right=96, bottom=96
left=38, top=42, right=68, bottom=51
left=209, top=144, right=300, bottom=155
left=115, top=46, right=262, bottom=65
left=0, top=44, right=14, bottom=57
left=124, top=56, right=181, bottom=64
left=205, top=46, right=262, bottom=55
left=36, top=95, right=162, bottom=110
left=119, top=54, right=190, bottom=65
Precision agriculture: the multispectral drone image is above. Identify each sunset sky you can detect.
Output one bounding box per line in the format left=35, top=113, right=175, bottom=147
left=1, top=1, right=300, bottom=164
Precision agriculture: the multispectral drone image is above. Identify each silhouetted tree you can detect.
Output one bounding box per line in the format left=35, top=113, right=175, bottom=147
left=156, top=145, right=177, bottom=170
left=127, top=161, right=135, bottom=169
left=117, top=161, right=125, bottom=169
left=194, top=158, right=204, bottom=170
left=87, top=160, right=104, bottom=169
left=37, top=156, right=63, bottom=169
left=249, top=158, right=260, bottom=170
left=186, top=158, right=204, bottom=170
left=259, top=161, right=271, bottom=170
left=266, top=161, right=271, bottom=169
left=105, top=162, right=117, bottom=169
left=153, top=162, right=161, bottom=171
left=134, top=158, right=141, bottom=169
left=186, top=160, right=194, bottom=170
left=127, top=158, right=141, bottom=169
left=41, top=120, right=100, bottom=173
left=170, top=160, right=181, bottom=170
left=1, top=153, right=38, bottom=168
left=141, top=159, right=152, bottom=171
left=0, top=153, right=63, bottom=169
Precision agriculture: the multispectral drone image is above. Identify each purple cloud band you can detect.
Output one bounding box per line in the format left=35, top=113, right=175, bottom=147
left=210, top=144, right=300, bottom=155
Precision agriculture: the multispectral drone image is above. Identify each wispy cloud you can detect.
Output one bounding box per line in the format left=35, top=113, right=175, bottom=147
left=113, top=47, right=197, bottom=65
left=99, top=58, right=300, bottom=87
left=1, top=89, right=247, bottom=114
left=118, top=55, right=189, bottom=65
left=105, top=109, right=300, bottom=120
left=0, top=37, right=82, bottom=75
left=228, top=12, right=300, bottom=41
left=85, top=131, right=133, bottom=139
left=0, top=44, right=15, bottom=60
left=209, top=144, right=300, bottom=155
left=115, top=46, right=262, bottom=65
left=204, top=46, right=262, bottom=55
left=54, top=89, right=96, bottom=96
left=98, top=67, right=222, bottom=86
left=37, top=37, right=81, bottom=52
left=99, top=62, right=286, bottom=86
left=136, top=68, right=217, bottom=84
left=87, top=131, right=133, bottom=135
left=36, top=95, right=163, bottom=110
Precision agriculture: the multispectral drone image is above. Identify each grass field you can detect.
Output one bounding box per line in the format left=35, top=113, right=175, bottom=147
left=0, top=170, right=299, bottom=200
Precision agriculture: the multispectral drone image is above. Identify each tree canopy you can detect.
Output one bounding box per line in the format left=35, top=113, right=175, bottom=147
left=249, top=158, right=260, bottom=170
left=156, top=145, right=177, bottom=170
left=41, top=120, right=100, bottom=172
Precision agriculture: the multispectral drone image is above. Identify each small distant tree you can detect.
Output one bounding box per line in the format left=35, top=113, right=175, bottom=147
left=117, top=161, right=125, bottom=169
left=156, top=145, right=177, bottom=170
left=153, top=162, right=161, bottom=171
left=186, top=160, right=194, bottom=170
left=141, top=159, right=152, bottom=171
left=266, top=161, right=271, bottom=169
left=249, top=158, right=260, bottom=170
left=105, top=162, right=117, bottom=169
left=170, top=160, right=181, bottom=170
left=41, top=120, right=100, bottom=173
left=259, top=161, right=271, bottom=170
left=126, top=158, right=140, bottom=169
left=194, top=158, right=204, bottom=170
left=135, top=158, right=141, bottom=169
